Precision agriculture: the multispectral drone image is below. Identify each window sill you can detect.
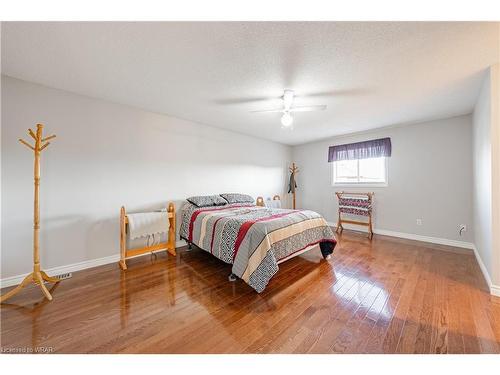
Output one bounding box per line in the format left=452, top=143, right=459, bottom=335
left=332, top=183, right=388, bottom=188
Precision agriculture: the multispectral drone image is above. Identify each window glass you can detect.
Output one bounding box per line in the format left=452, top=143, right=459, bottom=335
left=333, top=157, right=387, bottom=185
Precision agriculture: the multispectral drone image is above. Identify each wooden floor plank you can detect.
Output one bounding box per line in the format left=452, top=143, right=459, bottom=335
left=1, top=231, right=499, bottom=354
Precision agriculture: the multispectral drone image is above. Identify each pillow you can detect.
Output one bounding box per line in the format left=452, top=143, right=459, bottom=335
left=220, top=193, right=255, bottom=204
left=186, top=195, right=227, bottom=207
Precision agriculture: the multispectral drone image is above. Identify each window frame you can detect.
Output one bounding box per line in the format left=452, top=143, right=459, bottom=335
left=332, top=156, right=389, bottom=187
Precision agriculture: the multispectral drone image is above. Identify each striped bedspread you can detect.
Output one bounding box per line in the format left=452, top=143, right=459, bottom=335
left=179, top=203, right=336, bottom=292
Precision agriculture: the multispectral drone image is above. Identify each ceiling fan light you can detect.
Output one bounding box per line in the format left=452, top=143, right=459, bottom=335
left=283, top=89, right=295, bottom=109
left=281, top=112, right=293, bottom=127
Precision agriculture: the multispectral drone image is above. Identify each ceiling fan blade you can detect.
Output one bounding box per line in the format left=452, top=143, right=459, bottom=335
left=289, top=105, right=327, bottom=112
left=250, top=108, right=285, bottom=113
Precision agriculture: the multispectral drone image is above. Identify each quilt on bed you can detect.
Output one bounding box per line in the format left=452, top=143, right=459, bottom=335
left=179, top=203, right=336, bottom=292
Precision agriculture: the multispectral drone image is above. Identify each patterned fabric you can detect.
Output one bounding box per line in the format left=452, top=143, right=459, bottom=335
left=179, top=202, right=337, bottom=292
left=271, top=226, right=332, bottom=261
left=338, top=196, right=372, bottom=217
left=186, top=194, right=227, bottom=207
left=338, top=206, right=370, bottom=216
left=179, top=202, right=253, bottom=240
left=220, top=193, right=255, bottom=204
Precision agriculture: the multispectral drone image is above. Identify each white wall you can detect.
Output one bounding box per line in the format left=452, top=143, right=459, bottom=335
left=292, top=115, right=474, bottom=244
left=473, top=69, right=493, bottom=279
left=1, top=76, right=292, bottom=279
left=473, top=64, right=500, bottom=293
left=492, top=64, right=500, bottom=289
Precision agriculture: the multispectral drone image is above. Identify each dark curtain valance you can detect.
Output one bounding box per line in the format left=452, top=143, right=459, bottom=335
left=328, top=137, right=391, bottom=162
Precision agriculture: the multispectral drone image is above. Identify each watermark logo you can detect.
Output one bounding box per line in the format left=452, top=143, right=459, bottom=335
left=1, top=346, right=55, bottom=353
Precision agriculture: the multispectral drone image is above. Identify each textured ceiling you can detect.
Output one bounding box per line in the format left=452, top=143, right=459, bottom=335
left=2, top=22, right=499, bottom=145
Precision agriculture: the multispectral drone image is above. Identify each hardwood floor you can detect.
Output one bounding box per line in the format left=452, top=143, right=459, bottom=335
left=1, top=231, right=499, bottom=354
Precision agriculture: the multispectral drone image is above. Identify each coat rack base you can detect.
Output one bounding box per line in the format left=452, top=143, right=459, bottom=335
left=0, top=267, right=60, bottom=303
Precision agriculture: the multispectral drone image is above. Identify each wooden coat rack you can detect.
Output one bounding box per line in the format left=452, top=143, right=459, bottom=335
left=289, top=163, right=299, bottom=209
left=0, top=124, right=60, bottom=303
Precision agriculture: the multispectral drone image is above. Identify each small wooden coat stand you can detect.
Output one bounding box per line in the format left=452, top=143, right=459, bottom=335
left=0, top=124, right=60, bottom=303
left=289, top=163, right=299, bottom=209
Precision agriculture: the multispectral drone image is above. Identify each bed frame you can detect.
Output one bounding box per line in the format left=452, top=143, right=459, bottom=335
left=119, top=203, right=176, bottom=270
left=256, top=195, right=281, bottom=207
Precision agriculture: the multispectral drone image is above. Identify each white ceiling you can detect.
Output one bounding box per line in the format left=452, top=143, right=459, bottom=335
left=2, top=22, right=499, bottom=145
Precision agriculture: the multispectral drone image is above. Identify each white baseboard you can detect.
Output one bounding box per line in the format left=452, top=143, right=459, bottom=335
left=328, top=222, right=474, bottom=249
left=374, top=229, right=474, bottom=249
left=0, top=254, right=120, bottom=289
left=0, top=240, right=187, bottom=289
left=491, top=285, right=500, bottom=298
left=329, top=222, right=500, bottom=297
left=472, top=245, right=500, bottom=297
left=4, top=236, right=498, bottom=297
left=472, top=245, right=493, bottom=288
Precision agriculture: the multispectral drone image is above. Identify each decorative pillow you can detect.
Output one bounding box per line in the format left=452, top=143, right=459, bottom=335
left=186, top=195, right=227, bottom=207
left=211, top=195, right=228, bottom=206
left=220, top=193, right=255, bottom=204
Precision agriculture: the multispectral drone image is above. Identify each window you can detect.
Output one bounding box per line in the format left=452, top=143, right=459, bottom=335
left=328, top=137, right=391, bottom=186
left=333, top=156, right=388, bottom=186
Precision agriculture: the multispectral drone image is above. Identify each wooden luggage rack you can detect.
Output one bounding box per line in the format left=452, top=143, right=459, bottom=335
left=335, top=191, right=374, bottom=239
left=119, top=203, right=176, bottom=270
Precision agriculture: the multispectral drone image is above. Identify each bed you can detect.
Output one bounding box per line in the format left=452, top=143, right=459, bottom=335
left=179, top=194, right=336, bottom=292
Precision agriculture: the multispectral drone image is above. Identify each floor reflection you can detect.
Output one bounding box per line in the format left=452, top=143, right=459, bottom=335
left=2, top=234, right=498, bottom=353
left=1, top=282, right=60, bottom=350
left=331, top=269, right=392, bottom=320
left=119, top=253, right=177, bottom=328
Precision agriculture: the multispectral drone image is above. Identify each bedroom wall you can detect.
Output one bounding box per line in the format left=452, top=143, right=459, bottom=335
left=473, top=68, right=493, bottom=282
left=473, top=64, right=500, bottom=294
left=492, top=64, right=500, bottom=292
left=292, top=115, right=474, bottom=245
left=1, top=76, right=292, bottom=280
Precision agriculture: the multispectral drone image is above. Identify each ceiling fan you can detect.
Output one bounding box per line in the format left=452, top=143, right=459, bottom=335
left=250, top=89, right=327, bottom=128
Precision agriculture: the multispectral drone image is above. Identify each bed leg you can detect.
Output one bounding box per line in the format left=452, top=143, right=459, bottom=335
left=228, top=273, right=237, bottom=282
left=187, top=242, right=192, bottom=251
left=319, top=241, right=335, bottom=260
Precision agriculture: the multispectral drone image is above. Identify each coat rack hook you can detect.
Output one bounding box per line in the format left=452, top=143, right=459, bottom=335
left=42, top=134, right=56, bottom=142
left=19, top=138, right=35, bottom=151
left=28, top=129, right=37, bottom=140
left=40, top=142, right=51, bottom=151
